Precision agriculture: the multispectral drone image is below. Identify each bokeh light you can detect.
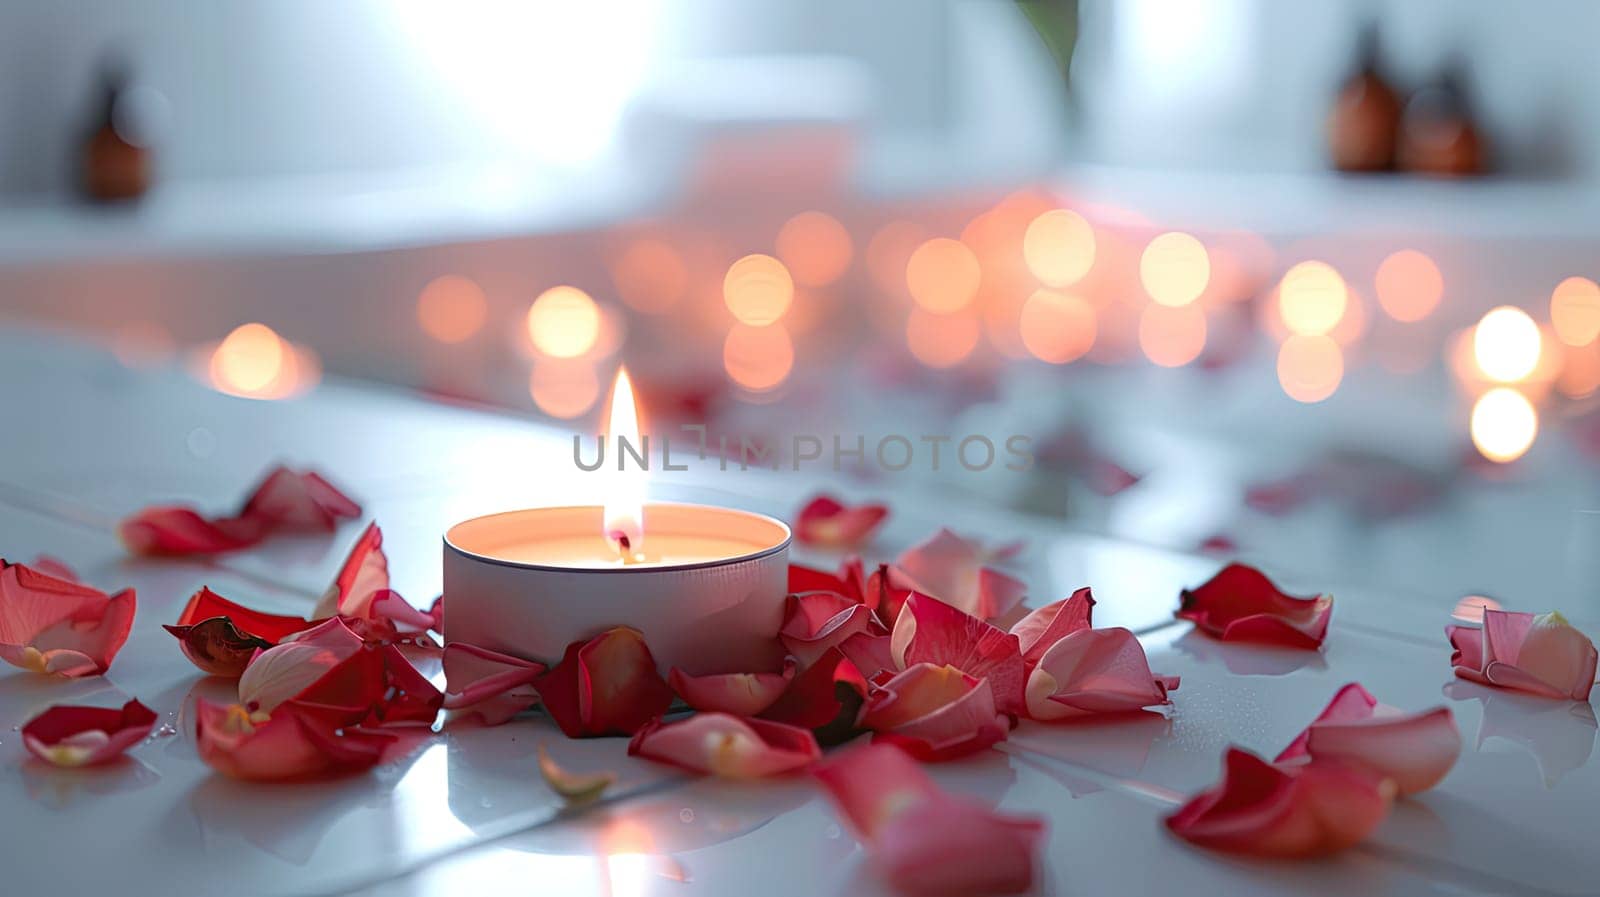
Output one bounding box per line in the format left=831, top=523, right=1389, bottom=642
left=1022, top=209, right=1096, bottom=288
left=1328, top=288, right=1368, bottom=347
left=1138, top=304, right=1207, bottom=367
left=906, top=308, right=980, bottom=369
left=1550, top=276, right=1600, bottom=347
left=776, top=211, right=853, bottom=287
left=723, top=254, right=794, bottom=326
left=1473, top=306, right=1541, bottom=382
left=1019, top=288, right=1095, bottom=363
left=611, top=239, right=688, bottom=314
left=1139, top=232, right=1210, bottom=307
left=526, top=286, right=602, bottom=358
left=1374, top=250, right=1443, bottom=322
left=866, top=220, right=924, bottom=296
left=1276, top=334, right=1344, bottom=403
left=1452, top=595, right=1503, bottom=624
left=529, top=359, right=601, bottom=419
left=1278, top=261, right=1348, bottom=336
left=1558, top=343, right=1600, bottom=398
left=723, top=323, right=794, bottom=392
left=906, top=238, right=981, bottom=314
left=417, top=275, right=488, bottom=343
left=211, top=323, right=285, bottom=393
left=1470, top=387, right=1538, bottom=463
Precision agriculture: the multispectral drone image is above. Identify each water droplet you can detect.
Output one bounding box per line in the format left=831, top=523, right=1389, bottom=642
left=825, top=824, right=841, bottom=839
left=679, top=808, right=695, bottom=823
left=154, top=724, right=177, bottom=738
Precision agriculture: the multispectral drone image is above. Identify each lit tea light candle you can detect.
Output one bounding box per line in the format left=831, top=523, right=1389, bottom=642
left=444, top=370, right=791, bottom=674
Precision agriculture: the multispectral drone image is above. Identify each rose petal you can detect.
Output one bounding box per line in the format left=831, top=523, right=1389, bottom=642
left=758, top=647, right=868, bottom=745
left=117, top=507, right=266, bottom=556
left=312, top=522, right=390, bottom=621
left=779, top=592, right=885, bottom=668
left=895, top=529, right=1027, bottom=621
left=195, top=698, right=392, bottom=781
left=1176, top=563, right=1332, bottom=649
left=28, top=556, right=78, bottom=582
left=861, top=663, right=1008, bottom=761
left=443, top=642, right=545, bottom=725
left=669, top=660, right=796, bottom=716
left=21, top=698, right=158, bottom=767
left=533, top=627, right=674, bottom=738
left=837, top=632, right=895, bottom=682
left=538, top=743, right=615, bottom=803
left=239, top=466, right=362, bottom=531
left=164, top=586, right=312, bottom=676
left=788, top=558, right=868, bottom=605
left=1165, top=748, right=1394, bottom=858
left=0, top=561, right=136, bottom=677
left=174, top=586, right=311, bottom=642
left=1023, top=628, right=1177, bottom=721
left=889, top=593, right=1027, bottom=715
left=864, top=564, right=918, bottom=626
left=1446, top=624, right=1487, bottom=684
left=1276, top=683, right=1460, bottom=795
left=795, top=495, right=889, bottom=549
left=814, top=743, right=1043, bottom=896
left=239, top=618, right=366, bottom=713
left=628, top=713, right=821, bottom=778
left=1482, top=610, right=1598, bottom=702
left=1010, top=587, right=1095, bottom=665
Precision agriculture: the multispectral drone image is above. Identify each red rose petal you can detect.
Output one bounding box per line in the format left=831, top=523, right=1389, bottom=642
left=533, top=627, right=674, bottom=738
left=195, top=698, right=392, bottom=781
left=117, top=507, right=266, bottom=556
left=1010, top=587, right=1095, bottom=665
left=814, top=743, right=1043, bottom=896
left=239, top=617, right=368, bottom=715
left=1165, top=748, right=1394, bottom=858
left=443, top=643, right=545, bottom=725
left=239, top=466, right=362, bottom=531
left=629, top=713, right=821, bottom=778
left=759, top=647, right=868, bottom=744
left=1276, top=683, right=1460, bottom=795
left=668, top=659, right=796, bottom=716
left=1177, top=563, right=1332, bottom=649
left=164, top=587, right=312, bottom=677
left=779, top=591, right=885, bottom=668
left=795, top=495, right=889, bottom=549
left=1023, top=627, right=1177, bottom=721
left=0, top=561, right=136, bottom=677
left=21, top=698, right=158, bottom=767
left=895, top=529, right=1028, bottom=621
left=890, top=593, right=1027, bottom=716
left=313, top=522, right=390, bottom=621
left=861, top=663, right=1008, bottom=761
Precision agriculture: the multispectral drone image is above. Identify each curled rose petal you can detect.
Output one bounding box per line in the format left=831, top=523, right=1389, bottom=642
left=195, top=698, right=392, bottom=781
left=788, top=557, right=867, bottom=605
left=1449, top=610, right=1597, bottom=702
left=239, top=466, right=361, bottom=532
left=312, top=522, right=390, bottom=621
left=795, top=495, right=889, bottom=549
left=0, top=560, right=136, bottom=677
left=669, top=660, right=796, bottom=716
left=163, top=587, right=311, bottom=676
left=814, top=743, right=1044, bottom=897
left=238, top=618, right=366, bottom=714
left=533, top=627, right=674, bottom=738
left=1275, top=683, right=1459, bottom=795
left=779, top=591, right=884, bottom=668
left=443, top=642, right=545, bottom=725
left=861, top=663, right=1008, bottom=761
left=538, top=743, right=614, bottom=804
left=890, top=593, right=1027, bottom=715
left=894, top=529, right=1027, bottom=621
left=1177, top=563, right=1332, bottom=649
left=117, top=507, right=266, bottom=556
left=1023, top=628, right=1178, bottom=721
left=759, top=647, right=869, bottom=745
left=628, top=713, right=821, bottom=778
left=21, top=698, right=158, bottom=767
left=1165, top=748, right=1394, bottom=858
left=1010, top=587, right=1095, bottom=665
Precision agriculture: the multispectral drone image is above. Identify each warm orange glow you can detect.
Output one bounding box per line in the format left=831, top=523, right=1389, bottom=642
left=1022, top=209, right=1095, bottom=288
left=1019, top=289, right=1095, bottom=364
left=602, top=368, right=644, bottom=556
left=1374, top=250, right=1443, bottom=322
left=1559, top=343, right=1600, bottom=398
left=526, top=286, right=602, bottom=358
left=1276, top=334, right=1344, bottom=403
left=1551, top=276, right=1600, bottom=347
left=1473, top=305, right=1541, bottom=382
left=611, top=239, right=688, bottom=314
left=775, top=211, right=853, bottom=287
left=1452, top=595, right=1502, bottom=624
left=723, top=254, right=794, bottom=326
left=1278, top=261, right=1348, bottom=336
left=111, top=321, right=174, bottom=368
left=1138, top=304, right=1206, bottom=367
left=416, top=275, right=488, bottom=343
left=529, top=359, right=601, bottom=419
left=906, top=238, right=981, bottom=313
left=1329, top=288, right=1368, bottom=347
left=1471, top=387, right=1538, bottom=463
left=1139, top=232, right=1210, bottom=307
left=723, top=323, right=794, bottom=392
left=206, top=323, right=318, bottom=400
left=866, top=220, right=924, bottom=296
left=906, top=308, right=980, bottom=369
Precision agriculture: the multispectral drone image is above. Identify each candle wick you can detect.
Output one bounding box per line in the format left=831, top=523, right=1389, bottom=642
left=609, top=530, right=642, bottom=565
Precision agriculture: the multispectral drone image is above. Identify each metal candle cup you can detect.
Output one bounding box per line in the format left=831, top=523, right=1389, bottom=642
left=443, top=502, right=791, bottom=675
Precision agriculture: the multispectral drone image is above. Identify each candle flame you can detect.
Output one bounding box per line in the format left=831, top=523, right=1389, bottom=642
left=603, top=367, right=644, bottom=560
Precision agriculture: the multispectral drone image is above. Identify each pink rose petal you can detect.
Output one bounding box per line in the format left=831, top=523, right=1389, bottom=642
left=1276, top=683, right=1460, bottom=795
left=239, top=466, right=361, bottom=532
left=22, top=698, right=158, bottom=767
left=1010, top=587, right=1095, bottom=665
left=795, top=495, right=889, bottom=549
left=533, top=627, right=674, bottom=737
left=669, top=660, right=796, bottom=716
left=1177, top=563, right=1332, bottom=649
left=0, top=561, right=136, bottom=677
left=313, top=522, right=390, bottom=621
left=238, top=617, right=366, bottom=714
left=1023, top=627, right=1177, bottom=721
left=894, top=528, right=1027, bottom=621
left=861, top=663, right=1008, bottom=761
left=779, top=591, right=885, bottom=668
left=443, top=643, right=545, bottom=725
left=890, top=593, right=1027, bottom=715
left=1449, top=610, right=1597, bottom=701
left=195, top=698, right=392, bottom=781
left=628, top=713, right=821, bottom=778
